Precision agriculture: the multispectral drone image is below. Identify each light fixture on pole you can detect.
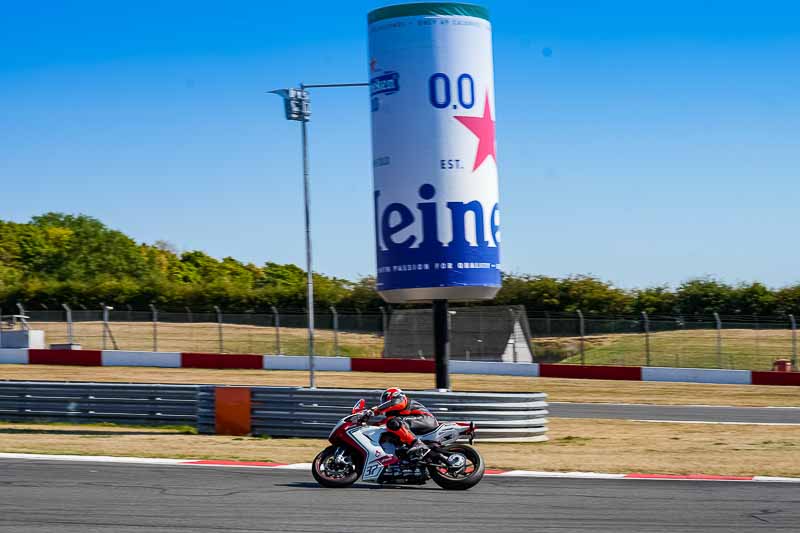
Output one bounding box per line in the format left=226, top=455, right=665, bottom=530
left=270, top=82, right=368, bottom=390
left=270, top=85, right=316, bottom=388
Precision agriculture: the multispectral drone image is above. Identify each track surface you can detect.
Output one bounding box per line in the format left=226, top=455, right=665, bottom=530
left=0, top=459, right=798, bottom=532
left=549, top=402, right=800, bottom=424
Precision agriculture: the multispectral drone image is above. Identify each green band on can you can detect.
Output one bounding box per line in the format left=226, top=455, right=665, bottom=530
left=368, top=2, right=490, bottom=24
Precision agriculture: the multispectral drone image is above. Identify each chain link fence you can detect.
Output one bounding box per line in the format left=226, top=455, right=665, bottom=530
left=527, top=311, right=798, bottom=370
left=15, top=306, right=385, bottom=358
left=6, top=304, right=798, bottom=371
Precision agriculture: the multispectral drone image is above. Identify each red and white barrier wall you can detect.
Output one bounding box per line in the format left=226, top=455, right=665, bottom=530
left=1, top=349, right=799, bottom=386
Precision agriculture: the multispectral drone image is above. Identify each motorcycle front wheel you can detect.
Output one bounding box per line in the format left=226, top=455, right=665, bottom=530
left=428, top=444, right=485, bottom=490
left=312, top=446, right=360, bottom=488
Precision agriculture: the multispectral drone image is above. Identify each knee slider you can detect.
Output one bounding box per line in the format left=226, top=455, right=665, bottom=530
left=387, top=418, right=402, bottom=430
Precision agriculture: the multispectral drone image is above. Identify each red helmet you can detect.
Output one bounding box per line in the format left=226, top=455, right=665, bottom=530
left=380, top=387, right=403, bottom=404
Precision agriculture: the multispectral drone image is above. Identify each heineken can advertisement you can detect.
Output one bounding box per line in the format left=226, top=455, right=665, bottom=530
left=368, top=3, right=500, bottom=303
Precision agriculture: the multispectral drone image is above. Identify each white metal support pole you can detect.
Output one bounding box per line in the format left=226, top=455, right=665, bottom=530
left=271, top=306, right=281, bottom=354
left=270, top=81, right=368, bottom=387
left=790, top=314, right=797, bottom=371
left=300, top=84, right=316, bottom=389
left=713, top=312, right=722, bottom=368
left=214, top=305, right=224, bottom=354
left=330, top=306, right=339, bottom=356
left=62, top=304, right=73, bottom=345
left=149, top=304, right=158, bottom=352
left=642, top=311, right=651, bottom=366
left=508, top=308, right=518, bottom=363
left=577, top=309, right=585, bottom=365
left=101, top=303, right=109, bottom=350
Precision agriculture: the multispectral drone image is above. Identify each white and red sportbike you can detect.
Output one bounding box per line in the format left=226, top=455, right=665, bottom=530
left=312, top=399, right=485, bottom=490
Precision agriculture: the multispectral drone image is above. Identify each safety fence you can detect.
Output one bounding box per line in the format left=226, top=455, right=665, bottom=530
left=0, top=381, right=548, bottom=442
left=5, top=305, right=800, bottom=370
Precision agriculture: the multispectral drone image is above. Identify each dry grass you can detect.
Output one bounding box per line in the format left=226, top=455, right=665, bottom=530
left=28, top=321, right=384, bottom=358
left=561, top=328, right=796, bottom=370
left=1, top=419, right=798, bottom=477
left=1, top=365, right=798, bottom=407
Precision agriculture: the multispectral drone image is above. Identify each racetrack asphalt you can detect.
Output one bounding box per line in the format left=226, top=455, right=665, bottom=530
left=549, top=402, right=800, bottom=424
left=0, top=459, right=798, bottom=532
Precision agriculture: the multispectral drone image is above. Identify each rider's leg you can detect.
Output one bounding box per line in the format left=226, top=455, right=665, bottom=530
left=386, top=417, right=416, bottom=445
left=404, top=415, right=438, bottom=437
left=387, top=417, right=429, bottom=459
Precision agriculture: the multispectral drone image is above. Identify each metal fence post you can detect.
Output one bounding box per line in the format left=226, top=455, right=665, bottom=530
left=753, top=314, right=760, bottom=359
left=508, top=308, right=518, bottom=363
left=271, top=306, right=281, bottom=354
left=379, top=306, right=389, bottom=358
left=16, top=302, right=25, bottom=317
left=214, top=306, right=224, bottom=353
left=544, top=311, right=552, bottom=336
left=379, top=306, right=388, bottom=337
left=126, top=304, right=133, bottom=322
left=330, top=306, right=339, bottom=356
left=577, top=309, right=585, bottom=365
left=101, top=303, right=118, bottom=350
left=790, top=314, right=797, bottom=371
left=185, top=307, right=193, bottom=323
left=713, top=312, right=722, bottom=368
left=642, top=311, right=651, bottom=366
left=62, top=304, right=74, bottom=345
left=101, top=303, right=109, bottom=350
left=149, top=304, right=158, bottom=352
left=0, top=306, right=3, bottom=348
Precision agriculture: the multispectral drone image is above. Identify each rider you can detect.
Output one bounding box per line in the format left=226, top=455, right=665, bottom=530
left=367, top=387, right=437, bottom=460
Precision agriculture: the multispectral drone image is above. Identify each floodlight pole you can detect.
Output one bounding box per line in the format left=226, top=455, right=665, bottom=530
left=271, top=81, right=368, bottom=389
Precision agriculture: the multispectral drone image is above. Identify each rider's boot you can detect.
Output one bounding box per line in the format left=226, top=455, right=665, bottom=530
left=405, top=438, right=430, bottom=460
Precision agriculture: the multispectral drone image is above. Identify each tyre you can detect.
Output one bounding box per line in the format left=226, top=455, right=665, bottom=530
left=311, top=446, right=360, bottom=488
left=428, top=444, right=485, bottom=490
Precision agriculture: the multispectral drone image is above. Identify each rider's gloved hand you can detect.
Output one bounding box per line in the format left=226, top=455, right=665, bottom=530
left=362, top=409, right=375, bottom=420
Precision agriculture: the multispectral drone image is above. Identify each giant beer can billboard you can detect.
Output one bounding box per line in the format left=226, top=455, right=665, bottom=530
left=368, top=3, right=500, bottom=303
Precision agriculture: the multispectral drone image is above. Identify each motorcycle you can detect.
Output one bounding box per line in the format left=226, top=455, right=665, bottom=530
left=312, top=399, right=485, bottom=490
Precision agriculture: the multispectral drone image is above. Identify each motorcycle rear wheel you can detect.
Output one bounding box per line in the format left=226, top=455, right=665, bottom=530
left=312, top=446, right=359, bottom=488
left=428, top=444, right=485, bottom=490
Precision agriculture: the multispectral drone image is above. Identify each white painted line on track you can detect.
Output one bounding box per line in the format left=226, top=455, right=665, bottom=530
left=633, top=419, right=800, bottom=426
left=496, top=470, right=626, bottom=479
left=0, top=452, right=183, bottom=465
left=273, top=462, right=313, bottom=470
left=1, top=453, right=798, bottom=483
left=553, top=402, right=800, bottom=409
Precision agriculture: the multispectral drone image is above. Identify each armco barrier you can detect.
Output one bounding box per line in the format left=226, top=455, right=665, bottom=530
left=0, top=381, right=199, bottom=425
left=539, top=364, right=642, bottom=381
left=640, top=367, right=752, bottom=385
left=244, top=387, right=548, bottom=442
left=0, top=381, right=548, bottom=443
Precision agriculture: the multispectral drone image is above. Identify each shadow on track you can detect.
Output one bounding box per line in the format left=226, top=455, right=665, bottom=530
left=280, top=481, right=442, bottom=491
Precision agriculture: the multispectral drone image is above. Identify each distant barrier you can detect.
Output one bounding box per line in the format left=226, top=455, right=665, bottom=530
left=2, top=349, right=799, bottom=386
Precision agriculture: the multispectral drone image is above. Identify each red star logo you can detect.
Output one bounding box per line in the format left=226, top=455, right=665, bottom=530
left=454, top=92, right=496, bottom=171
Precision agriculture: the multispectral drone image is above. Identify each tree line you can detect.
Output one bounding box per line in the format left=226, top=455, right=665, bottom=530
left=1, top=213, right=798, bottom=317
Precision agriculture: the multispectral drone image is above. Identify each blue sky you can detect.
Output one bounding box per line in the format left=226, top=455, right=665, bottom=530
left=1, top=1, right=798, bottom=288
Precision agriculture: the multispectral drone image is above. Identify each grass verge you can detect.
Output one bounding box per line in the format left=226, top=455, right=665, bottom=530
left=1, top=365, right=798, bottom=407
left=0, top=419, right=798, bottom=477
